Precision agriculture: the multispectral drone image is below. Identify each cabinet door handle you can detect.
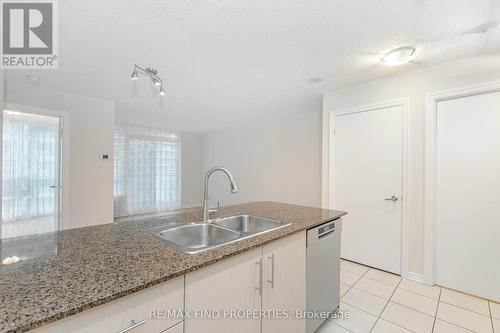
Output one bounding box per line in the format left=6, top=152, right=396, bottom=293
left=255, top=258, right=263, bottom=296
left=117, top=320, right=146, bottom=333
left=267, top=254, right=275, bottom=288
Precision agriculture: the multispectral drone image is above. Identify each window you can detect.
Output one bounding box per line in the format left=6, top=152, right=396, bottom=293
left=2, top=110, right=62, bottom=239
left=113, top=124, right=181, bottom=217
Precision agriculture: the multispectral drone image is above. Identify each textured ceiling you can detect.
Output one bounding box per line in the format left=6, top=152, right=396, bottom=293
left=6, top=0, right=500, bottom=132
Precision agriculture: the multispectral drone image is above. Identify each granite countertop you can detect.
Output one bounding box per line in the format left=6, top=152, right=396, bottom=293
left=0, top=201, right=346, bottom=333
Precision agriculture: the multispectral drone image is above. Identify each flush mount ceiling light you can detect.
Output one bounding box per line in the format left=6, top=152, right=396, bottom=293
left=466, top=21, right=498, bottom=34
left=309, top=77, right=324, bottom=84
left=130, top=64, right=166, bottom=96
left=381, top=46, right=416, bottom=66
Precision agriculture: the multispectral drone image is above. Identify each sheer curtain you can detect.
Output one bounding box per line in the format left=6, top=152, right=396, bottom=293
left=2, top=112, right=58, bottom=221
left=114, top=124, right=181, bottom=217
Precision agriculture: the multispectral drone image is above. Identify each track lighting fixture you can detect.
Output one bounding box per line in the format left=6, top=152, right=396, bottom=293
left=130, top=64, right=166, bottom=96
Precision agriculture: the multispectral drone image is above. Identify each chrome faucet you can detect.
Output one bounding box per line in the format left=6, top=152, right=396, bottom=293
left=202, top=166, right=238, bottom=221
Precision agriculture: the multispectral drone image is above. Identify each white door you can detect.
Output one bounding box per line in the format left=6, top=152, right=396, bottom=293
left=435, top=90, right=500, bottom=301
left=334, top=105, right=403, bottom=274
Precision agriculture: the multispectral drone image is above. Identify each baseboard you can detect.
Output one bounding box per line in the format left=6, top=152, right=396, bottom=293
left=407, top=272, right=425, bottom=284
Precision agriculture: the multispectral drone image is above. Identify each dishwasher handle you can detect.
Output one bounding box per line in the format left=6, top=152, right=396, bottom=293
left=318, top=228, right=335, bottom=239
left=307, top=219, right=341, bottom=246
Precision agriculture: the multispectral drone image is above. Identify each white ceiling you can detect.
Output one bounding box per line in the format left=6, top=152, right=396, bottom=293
left=6, top=0, right=500, bottom=132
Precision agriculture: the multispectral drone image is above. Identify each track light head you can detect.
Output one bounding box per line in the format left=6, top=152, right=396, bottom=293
left=159, top=86, right=166, bottom=96
left=130, top=66, right=140, bottom=80
left=152, top=76, right=162, bottom=87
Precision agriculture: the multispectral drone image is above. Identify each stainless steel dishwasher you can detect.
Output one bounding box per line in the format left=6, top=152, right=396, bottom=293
left=306, top=218, right=342, bottom=333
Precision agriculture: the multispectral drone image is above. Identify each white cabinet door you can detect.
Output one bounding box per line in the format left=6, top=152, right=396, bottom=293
left=262, top=231, right=306, bottom=333
left=185, top=248, right=262, bottom=333
left=334, top=105, right=404, bottom=274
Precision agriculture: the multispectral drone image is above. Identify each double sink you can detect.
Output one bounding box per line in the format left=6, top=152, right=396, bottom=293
left=150, top=215, right=289, bottom=254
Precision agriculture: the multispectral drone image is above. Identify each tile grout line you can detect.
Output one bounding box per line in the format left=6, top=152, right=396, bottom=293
left=435, top=318, right=478, bottom=333
left=368, top=276, right=403, bottom=333
left=438, top=300, right=492, bottom=318
left=331, top=264, right=370, bottom=331
left=379, top=318, right=419, bottom=333
left=362, top=275, right=400, bottom=287
left=348, top=285, right=392, bottom=301
left=398, top=285, right=441, bottom=301
left=340, top=300, right=382, bottom=318
left=330, top=322, right=355, bottom=333
left=431, top=286, right=442, bottom=333
left=389, top=299, right=437, bottom=318
left=327, top=259, right=370, bottom=333
left=342, top=264, right=484, bottom=333
left=437, top=285, right=485, bottom=333
left=350, top=273, right=402, bottom=299
left=340, top=264, right=370, bottom=297
left=344, top=265, right=489, bottom=333
left=489, top=301, right=495, bottom=333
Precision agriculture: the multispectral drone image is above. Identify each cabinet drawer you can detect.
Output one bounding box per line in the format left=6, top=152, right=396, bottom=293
left=31, top=276, right=184, bottom=333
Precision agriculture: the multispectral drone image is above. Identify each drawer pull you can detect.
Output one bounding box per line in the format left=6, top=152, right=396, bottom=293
left=255, top=258, right=263, bottom=296
left=117, top=320, right=146, bottom=333
left=267, top=254, right=275, bottom=288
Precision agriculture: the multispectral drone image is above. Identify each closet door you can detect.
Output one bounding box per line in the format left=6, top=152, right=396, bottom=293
left=435, top=90, right=500, bottom=301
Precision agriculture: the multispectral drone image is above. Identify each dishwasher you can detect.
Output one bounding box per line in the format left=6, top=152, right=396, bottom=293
left=306, top=218, right=342, bottom=333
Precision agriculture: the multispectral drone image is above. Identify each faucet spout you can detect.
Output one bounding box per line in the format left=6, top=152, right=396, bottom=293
left=202, top=166, right=238, bottom=221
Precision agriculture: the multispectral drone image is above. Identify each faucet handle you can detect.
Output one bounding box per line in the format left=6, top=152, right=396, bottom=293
left=208, top=201, right=220, bottom=217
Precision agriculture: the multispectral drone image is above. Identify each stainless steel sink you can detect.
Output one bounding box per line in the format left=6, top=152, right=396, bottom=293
left=150, top=223, right=240, bottom=254
left=150, top=215, right=289, bottom=254
left=214, top=214, right=285, bottom=234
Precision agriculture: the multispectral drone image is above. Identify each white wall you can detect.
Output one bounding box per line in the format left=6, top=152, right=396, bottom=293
left=201, top=111, right=321, bottom=208
left=5, top=82, right=115, bottom=229
left=322, top=54, right=500, bottom=276
left=180, top=132, right=202, bottom=208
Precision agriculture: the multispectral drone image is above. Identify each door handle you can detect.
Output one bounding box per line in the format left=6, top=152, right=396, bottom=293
left=117, top=320, right=146, bottom=333
left=384, top=195, right=398, bottom=201
left=267, top=254, right=275, bottom=288
left=255, top=258, right=262, bottom=296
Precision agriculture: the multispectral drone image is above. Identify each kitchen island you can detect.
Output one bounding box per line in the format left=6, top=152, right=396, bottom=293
left=0, top=201, right=346, bottom=332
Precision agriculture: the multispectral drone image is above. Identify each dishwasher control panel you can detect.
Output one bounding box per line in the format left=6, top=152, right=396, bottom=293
left=318, top=222, right=335, bottom=238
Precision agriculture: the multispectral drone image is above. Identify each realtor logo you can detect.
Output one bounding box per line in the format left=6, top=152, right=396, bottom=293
left=1, top=0, right=58, bottom=68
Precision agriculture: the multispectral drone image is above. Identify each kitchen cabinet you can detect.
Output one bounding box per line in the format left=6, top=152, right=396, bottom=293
left=185, top=231, right=306, bottom=333
left=30, top=232, right=307, bottom=333
left=30, top=276, right=184, bottom=333
left=262, top=231, right=306, bottom=333
left=185, top=247, right=263, bottom=333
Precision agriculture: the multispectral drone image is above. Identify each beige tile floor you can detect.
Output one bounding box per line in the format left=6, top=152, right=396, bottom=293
left=318, top=260, right=499, bottom=333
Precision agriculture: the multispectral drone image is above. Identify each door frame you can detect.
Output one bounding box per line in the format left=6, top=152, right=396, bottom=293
left=324, top=98, right=409, bottom=277
left=2, top=103, right=70, bottom=232
left=424, top=81, right=500, bottom=285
